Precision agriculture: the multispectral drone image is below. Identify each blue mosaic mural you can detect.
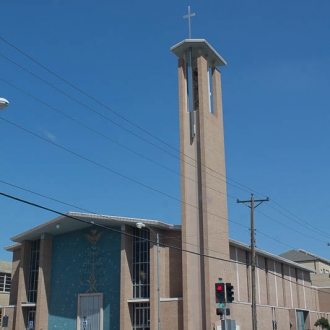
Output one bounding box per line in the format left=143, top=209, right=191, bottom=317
left=48, top=226, right=121, bottom=330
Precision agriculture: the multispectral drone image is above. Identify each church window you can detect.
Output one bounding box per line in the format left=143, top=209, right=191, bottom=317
left=0, top=272, right=11, bottom=292
left=132, top=227, right=150, bottom=299
left=132, top=303, right=150, bottom=330
left=27, top=240, right=40, bottom=303
left=208, top=65, right=214, bottom=114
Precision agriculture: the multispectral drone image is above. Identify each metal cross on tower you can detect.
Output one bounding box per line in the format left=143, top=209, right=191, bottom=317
left=183, top=6, right=195, bottom=39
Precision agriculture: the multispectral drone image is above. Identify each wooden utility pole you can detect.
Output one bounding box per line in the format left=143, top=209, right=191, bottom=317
left=237, top=194, right=269, bottom=330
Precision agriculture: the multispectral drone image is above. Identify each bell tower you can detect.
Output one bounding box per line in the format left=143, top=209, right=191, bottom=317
left=171, top=39, right=229, bottom=330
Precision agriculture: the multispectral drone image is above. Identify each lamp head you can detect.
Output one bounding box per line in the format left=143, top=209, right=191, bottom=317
left=136, top=222, right=146, bottom=229
left=0, top=98, right=9, bottom=110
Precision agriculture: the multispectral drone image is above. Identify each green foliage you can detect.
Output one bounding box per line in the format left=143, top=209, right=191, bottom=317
left=315, top=317, right=330, bottom=330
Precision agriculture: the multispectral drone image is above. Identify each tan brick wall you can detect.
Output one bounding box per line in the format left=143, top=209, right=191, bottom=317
left=15, top=241, right=31, bottom=330
left=178, top=54, right=204, bottom=330
left=161, top=230, right=182, bottom=299
left=318, top=287, right=330, bottom=312
left=161, top=299, right=183, bottom=330
left=178, top=49, right=230, bottom=330
left=275, top=307, right=291, bottom=330
left=197, top=53, right=230, bottom=330
left=120, top=225, right=134, bottom=330
left=149, top=229, right=158, bottom=330
left=297, top=269, right=306, bottom=309
left=2, top=306, right=15, bottom=330
left=283, top=264, right=294, bottom=308
left=9, top=249, right=20, bottom=306
left=35, top=235, right=53, bottom=330
left=256, top=256, right=268, bottom=305
left=234, top=248, right=250, bottom=303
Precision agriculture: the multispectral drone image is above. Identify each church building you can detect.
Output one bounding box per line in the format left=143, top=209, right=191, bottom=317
left=2, top=38, right=330, bottom=330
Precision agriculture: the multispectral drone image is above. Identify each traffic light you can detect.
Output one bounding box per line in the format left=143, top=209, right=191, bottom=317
left=215, top=283, right=225, bottom=303
left=216, top=308, right=230, bottom=317
left=226, top=283, right=234, bottom=303
left=216, top=308, right=225, bottom=316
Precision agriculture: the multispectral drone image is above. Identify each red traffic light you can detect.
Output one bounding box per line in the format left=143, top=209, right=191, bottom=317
left=215, top=283, right=225, bottom=303
left=216, top=284, right=223, bottom=291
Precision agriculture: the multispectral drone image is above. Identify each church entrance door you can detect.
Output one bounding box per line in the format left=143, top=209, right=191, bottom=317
left=78, top=293, right=103, bottom=330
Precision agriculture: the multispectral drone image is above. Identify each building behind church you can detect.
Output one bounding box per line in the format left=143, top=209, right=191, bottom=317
left=0, top=260, right=12, bottom=327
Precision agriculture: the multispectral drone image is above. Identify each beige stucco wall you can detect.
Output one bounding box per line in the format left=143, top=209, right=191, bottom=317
left=0, top=292, right=9, bottom=306
left=0, top=260, right=12, bottom=307
left=311, top=273, right=330, bottom=287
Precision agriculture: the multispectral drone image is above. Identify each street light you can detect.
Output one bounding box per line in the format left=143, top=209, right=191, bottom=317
left=0, top=98, right=9, bottom=110
left=136, top=222, right=161, bottom=330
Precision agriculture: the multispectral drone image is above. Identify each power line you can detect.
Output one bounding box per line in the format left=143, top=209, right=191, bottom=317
left=256, top=209, right=329, bottom=244
left=0, top=117, right=234, bottom=232
left=0, top=40, right=261, bottom=196
left=256, top=230, right=298, bottom=251
left=0, top=76, right=238, bottom=202
left=3, top=179, right=284, bottom=263
left=266, top=199, right=330, bottom=239
left=1, top=38, right=328, bottom=244
left=0, top=178, right=319, bottom=266
left=0, top=73, right=249, bottom=199
left=2, top=81, right=328, bottom=248
left=0, top=179, right=96, bottom=214
left=1, top=190, right=329, bottom=298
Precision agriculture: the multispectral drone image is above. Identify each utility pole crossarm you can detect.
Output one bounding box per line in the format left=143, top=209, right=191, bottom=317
left=237, top=196, right=269, bottom=206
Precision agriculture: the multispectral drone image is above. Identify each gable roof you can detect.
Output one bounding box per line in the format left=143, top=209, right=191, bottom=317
left=279, top=249, right=330, bottom=266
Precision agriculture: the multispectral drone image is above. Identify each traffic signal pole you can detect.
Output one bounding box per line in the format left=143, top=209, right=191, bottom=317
left=237, top=194, right=269, bottom=330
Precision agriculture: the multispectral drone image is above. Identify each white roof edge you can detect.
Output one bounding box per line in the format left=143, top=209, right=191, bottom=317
left=170, top=38, right=207, bottom=51
left=298, top=249, right=330, bottom=265
left=4, top=243, right=21, bottom=252
left=10, top=214, right=66, bottom=241
left=229, top=239, right=316, bottom=273
left=10, top=212, right=181, bottom=242
left=66, top=212, right=181, bottom=230
left=170, top=39, right=227, bottom=67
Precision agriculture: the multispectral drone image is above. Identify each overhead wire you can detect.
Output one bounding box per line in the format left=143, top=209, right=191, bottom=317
left=5, top=112, right=325, bottom=250
left=266, top=199, right=330, bottom=239
left=0, top=179, right=315, bottom=261
left=1, top=67, right=328, bottom=245
left=0, top=117, right=234, bottom=234
left=1, top=190, right=329, bottom=298
left=256, top=209, right=329, bottom=244
left=1, top=37, right=329, bottom=245
left=0, top=77, right=237, bottom=201
left=0, top=39, right=258, bottom=195
left=0, top=179, right=245, bottom=260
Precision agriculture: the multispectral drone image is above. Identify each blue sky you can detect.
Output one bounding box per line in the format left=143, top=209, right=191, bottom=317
left=0, top=0, right=329, bottom=261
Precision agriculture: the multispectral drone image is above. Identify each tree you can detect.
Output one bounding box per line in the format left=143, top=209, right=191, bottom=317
left=315, top=317, right=330, bottom=330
